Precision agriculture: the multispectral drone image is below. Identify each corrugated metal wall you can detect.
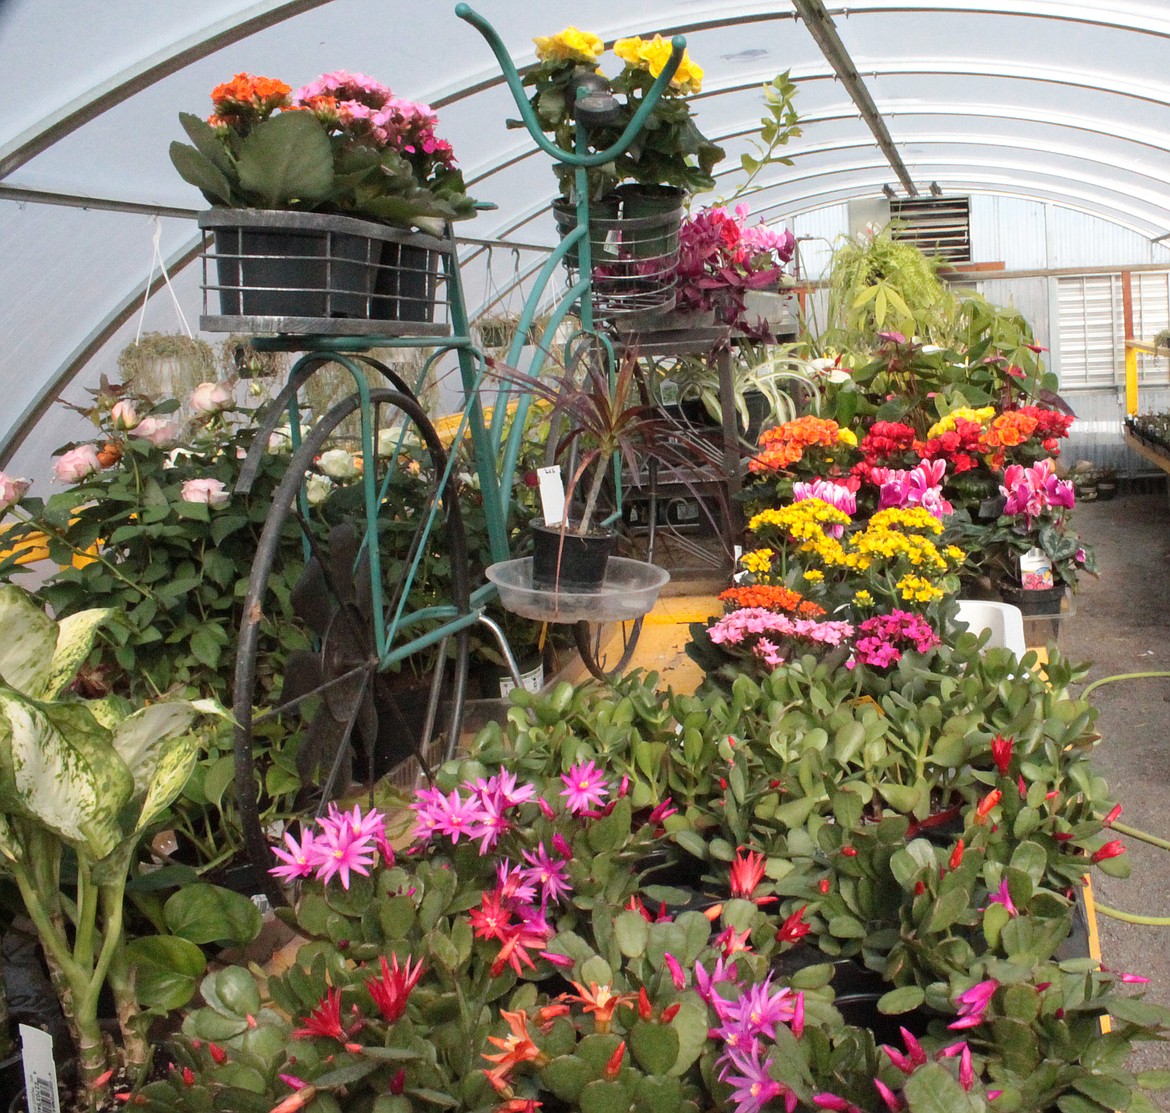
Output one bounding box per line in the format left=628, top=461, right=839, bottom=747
left=793, top=196, right=1170, bottom=474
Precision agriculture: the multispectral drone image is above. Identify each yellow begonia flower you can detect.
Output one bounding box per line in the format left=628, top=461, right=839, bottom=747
left=614, top=34, right=703, bottom=92
left=534, top=27, right=605, bottom=64
left=837, top=428, right=858, bottom=447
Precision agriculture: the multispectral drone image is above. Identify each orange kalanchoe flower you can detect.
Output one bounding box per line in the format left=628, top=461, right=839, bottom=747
left=749, top=416, right=842, bottom=474
left=719, top=584, right=826, bottom=616
left=983, top=410, right=1039, bottom=450
left=210, top=72, right=291, bottom=109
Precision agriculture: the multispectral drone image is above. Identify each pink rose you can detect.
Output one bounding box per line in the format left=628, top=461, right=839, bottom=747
left=180, top=477, right=230, bottom=508
left=0, top=471, right=30, bottom=513
left=131, top=416, right=181, bottom=448
left=54, top=444, right=101, bottom=483
left=110, top=400, right=138, bottom=430
left=189, top=381, right=233, bottom=414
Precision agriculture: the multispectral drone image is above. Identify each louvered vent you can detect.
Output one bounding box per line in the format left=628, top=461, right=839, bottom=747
left=889, top=196, right=971, bottom=263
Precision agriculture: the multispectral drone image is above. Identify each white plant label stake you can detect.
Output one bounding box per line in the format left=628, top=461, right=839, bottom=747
left=537, top=465, right=566, bottom=527
left=20, top=1025, right=59, bottom=1113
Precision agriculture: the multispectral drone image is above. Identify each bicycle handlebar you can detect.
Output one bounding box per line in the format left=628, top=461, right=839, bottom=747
left=454, top=3, right=686, bottom=169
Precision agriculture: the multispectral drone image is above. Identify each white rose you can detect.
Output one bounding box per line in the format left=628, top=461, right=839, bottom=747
left=318, top=448, right=360, bottom=479
left=305, top=473, right=334, bottom=506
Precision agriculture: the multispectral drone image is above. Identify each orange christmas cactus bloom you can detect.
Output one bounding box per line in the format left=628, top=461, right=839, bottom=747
left=481, top=1009, right=548, bottom=1089
left=559, top=982, right=636, bottom=1034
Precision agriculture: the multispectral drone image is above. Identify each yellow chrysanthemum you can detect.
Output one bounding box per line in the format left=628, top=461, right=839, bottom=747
left=614, top=34, right=703, bottom=92
left=534, top=27, right=605, bottom=64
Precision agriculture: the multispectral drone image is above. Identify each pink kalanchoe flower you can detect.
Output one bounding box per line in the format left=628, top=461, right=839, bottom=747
left=949, top=979, right=998, bottom=1030
left=560, top=759, right=609, bottom=814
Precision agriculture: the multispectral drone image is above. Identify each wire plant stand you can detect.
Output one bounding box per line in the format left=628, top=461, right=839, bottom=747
left=214, top=5, right=689, bottom=901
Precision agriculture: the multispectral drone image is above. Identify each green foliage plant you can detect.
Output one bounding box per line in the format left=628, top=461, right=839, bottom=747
left=0, top=586, right=229, bottom=1101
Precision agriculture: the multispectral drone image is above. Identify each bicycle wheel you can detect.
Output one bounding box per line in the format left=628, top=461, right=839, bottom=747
left=232, top=387, right=471, bottom=895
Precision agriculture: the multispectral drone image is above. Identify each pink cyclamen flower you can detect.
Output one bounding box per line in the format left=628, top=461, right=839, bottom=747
left=180, top=477, right=230, bottom=508
left=54, top=444, right=101, bottom=483
left=560, top=759, right=609, bottom=814
left=130, top=415, right=181, bottom=448
left=0, top=471, right=29, bottom=513
left=948, top=979, right=998, bottom=1029
left=189, top=380, right=233, bottom=414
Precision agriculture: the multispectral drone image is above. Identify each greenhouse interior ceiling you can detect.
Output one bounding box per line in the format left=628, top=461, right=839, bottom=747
left=2, top=0, right=1170, bottom=471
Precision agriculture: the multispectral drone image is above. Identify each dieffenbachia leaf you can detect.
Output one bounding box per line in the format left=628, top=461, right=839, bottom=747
left=134, top=731, right=201, bottom=835
left=0, top=585, right=59, bottom=697
left=111, top=703, right=206, bottom=799
left=0, top=692, right=132, bottom=858
left=42, top=606, right=115, bottom=700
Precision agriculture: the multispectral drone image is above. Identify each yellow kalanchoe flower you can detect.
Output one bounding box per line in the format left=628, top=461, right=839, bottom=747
left=614, top=34, right=703, bottom=92
left=534, top=27, right=605, bottom=64
left=740, top=548, right=774, bottom=575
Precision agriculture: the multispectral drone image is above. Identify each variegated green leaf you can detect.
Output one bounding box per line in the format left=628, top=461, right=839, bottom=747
left=42, top=607, right=114, bottom=700
left=0, top=813, right=22, bottom=864
left=0, top=692, right=130, bottom=858
left=0, top=586, right=58, bottom=697
left=111, top=703, right=204, bottom=797
left=135, top=732, right=201, bottom=834
left=86, top=694, right=133, bottom=731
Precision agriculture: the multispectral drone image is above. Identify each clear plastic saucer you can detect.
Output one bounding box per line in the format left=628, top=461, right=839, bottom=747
left=486, top=557, right=670, bottom=622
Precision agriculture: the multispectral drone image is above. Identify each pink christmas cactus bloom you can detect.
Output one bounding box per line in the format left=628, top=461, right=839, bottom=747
left=560, top=759, right=609, bottom=814
left=948, top=979, right=998, bottom=1029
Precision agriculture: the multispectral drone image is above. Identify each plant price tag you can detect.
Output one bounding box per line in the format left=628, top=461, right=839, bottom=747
left=19, top=1025, right=59, bottom=1113
left=536, top=466, right=566, bottom=527
left=1019, top=547, right=1054, bottom=589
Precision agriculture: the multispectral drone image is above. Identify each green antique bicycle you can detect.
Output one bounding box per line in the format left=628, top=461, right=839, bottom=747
left=220, top=6, right=692, bottom=893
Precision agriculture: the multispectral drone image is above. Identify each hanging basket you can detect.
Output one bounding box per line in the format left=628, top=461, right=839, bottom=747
left=198, top=209, right=451, bottom=336
left=552, top=184, right=685, bottom=319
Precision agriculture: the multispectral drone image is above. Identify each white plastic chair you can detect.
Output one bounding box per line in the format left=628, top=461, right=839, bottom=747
left=953, top=599, right=1027, bottom=656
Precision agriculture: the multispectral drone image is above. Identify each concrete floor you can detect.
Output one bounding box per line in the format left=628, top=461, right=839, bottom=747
left=1061, top=487, right=1170, bottom=1099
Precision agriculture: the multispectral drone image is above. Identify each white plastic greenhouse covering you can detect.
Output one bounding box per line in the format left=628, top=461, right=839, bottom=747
left=2, top=0, right=1170, bottom=475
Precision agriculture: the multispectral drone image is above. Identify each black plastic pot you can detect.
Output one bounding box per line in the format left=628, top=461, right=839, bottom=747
left=530, top=519, right=615, bottom=592
left=999, top=583, right=1065, bottom=616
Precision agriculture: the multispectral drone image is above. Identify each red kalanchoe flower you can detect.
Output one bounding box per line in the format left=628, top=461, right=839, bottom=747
left=1091, top=840, right=1126, bottom=863
left=990, top=734, right=1013, bottom=776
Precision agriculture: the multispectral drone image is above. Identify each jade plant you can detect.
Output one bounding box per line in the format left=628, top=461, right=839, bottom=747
left=0, top=585, right=246, bottom=1102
